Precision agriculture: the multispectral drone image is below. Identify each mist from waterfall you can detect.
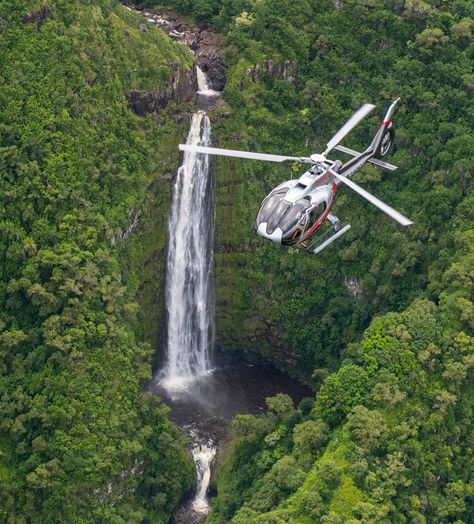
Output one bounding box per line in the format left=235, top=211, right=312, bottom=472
left=160, top=111, right=215, bottom=392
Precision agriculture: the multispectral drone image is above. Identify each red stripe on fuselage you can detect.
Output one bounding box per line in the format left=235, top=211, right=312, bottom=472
left=300, top=183, right=337, bottom=243
left=315, top=173, right=329, bottom=185
left=381, top=118, right=391, bottom=126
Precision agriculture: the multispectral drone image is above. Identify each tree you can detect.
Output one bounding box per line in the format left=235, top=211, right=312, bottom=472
left=266, top=394, right=295, bottom=419
left=315, top=365, right=369, bottom=425
left=347, top=405, right=388, bottom=452
left=414, top=28, right=449, bottom=55
left=293, top=419, right=329, bottom=464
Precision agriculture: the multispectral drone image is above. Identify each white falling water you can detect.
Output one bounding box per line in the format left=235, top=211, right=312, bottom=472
left=160, top=111, right=215, bottom=392
left=191, top=442, right=217, bottom=513
left=159, top=64, right=219, bottom=520
left=196, top=66, right=220, bottom=97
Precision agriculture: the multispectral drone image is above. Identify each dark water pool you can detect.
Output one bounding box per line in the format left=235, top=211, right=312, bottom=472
left=152, top=361, right=313, bottom=437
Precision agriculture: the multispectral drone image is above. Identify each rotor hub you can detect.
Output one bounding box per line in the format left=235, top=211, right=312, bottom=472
left=310, top=153, right=327, bottom=164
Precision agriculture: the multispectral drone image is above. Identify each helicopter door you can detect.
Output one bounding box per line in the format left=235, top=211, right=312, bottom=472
left=307, top=202, right=327, bottom=231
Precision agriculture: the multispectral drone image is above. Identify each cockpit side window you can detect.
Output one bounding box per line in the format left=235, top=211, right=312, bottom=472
left=308, top=201, right=327, bottom=228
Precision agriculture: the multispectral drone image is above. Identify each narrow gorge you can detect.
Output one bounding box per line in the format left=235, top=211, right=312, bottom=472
left=135, top=8, right=312, bottom=521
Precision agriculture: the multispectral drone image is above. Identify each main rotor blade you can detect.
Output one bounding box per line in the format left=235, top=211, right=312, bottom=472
left=324, top=103, right=376, bottom=156
left=331, top=171, right=413, bottom=226
left=179, top=144, right=313, bottom=164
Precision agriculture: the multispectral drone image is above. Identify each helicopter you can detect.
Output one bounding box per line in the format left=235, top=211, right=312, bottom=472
left=179, top=98, right=413, bottom=254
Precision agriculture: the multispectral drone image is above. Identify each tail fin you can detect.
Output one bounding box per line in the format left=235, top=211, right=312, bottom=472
left=381, top=97, right=400, bottom=127
left=372, top=98, right=400, bottom=157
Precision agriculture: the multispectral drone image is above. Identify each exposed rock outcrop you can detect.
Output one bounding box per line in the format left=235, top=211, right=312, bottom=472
left=126, top=62, right=197, bottom=116
left=126, top=5, right=227, bottom=91
left=111, top=209, right=140, bottom=246
left=190, top=31, right=227, bottom=91
left=22, top=6, right=51, bottom=30
left=246, top=60, right=297, bottom=84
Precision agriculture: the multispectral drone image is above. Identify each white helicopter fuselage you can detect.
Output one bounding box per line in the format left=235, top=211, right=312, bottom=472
left=256, top=163, right=336, bottom=244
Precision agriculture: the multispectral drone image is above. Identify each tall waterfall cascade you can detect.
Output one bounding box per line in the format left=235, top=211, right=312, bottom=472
left=160, top=110, right=215, bottom=392
left=155, top=49, right=220, bottom=519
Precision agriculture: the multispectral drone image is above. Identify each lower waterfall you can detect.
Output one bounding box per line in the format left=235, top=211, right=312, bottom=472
left=191, top=442, right=217, bottom=514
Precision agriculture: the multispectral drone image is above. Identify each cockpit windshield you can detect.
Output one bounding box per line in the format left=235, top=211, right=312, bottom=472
left=258, top=194, right=282, bottom=225
left=267, top=200, right=291, bottom=234
left=256, top=187, right=314, bottom=241
left=265, top=198, right=311, bottom=236
left=278, top=201, right=310, bottom=236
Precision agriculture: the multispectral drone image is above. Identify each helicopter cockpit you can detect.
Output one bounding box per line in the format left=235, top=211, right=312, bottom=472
left=268, top=199, right=310, bottom=239
left=255, top=180, right=330, bottom=245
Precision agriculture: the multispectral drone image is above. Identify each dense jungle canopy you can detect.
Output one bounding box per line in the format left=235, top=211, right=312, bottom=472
left=0, top=0, right=473, bottom=522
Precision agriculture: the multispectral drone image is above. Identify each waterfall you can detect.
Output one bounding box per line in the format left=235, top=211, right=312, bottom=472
left=161, top=110, right=215, bottom=392
left=157, top=58, right=219, bottom=520
left=191, top=442, right=217, bottom=513
left=196, top=66, right=220, bottom=97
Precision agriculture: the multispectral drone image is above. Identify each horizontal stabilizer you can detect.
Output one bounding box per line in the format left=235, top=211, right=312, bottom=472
left=334, top=144, right=398, bottom=171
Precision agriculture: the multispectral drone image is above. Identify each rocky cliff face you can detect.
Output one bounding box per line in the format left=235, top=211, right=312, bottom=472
left=124, top=5, right=227, bottom=114
left=246, top=60, right=297, bottom=84
left=190, top=30, right=227, bottom=91
left=126, top=61, right=197, bottom=116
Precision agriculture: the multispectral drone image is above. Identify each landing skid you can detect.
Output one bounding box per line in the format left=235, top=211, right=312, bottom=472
left=302, top=215, right=351, bottom=254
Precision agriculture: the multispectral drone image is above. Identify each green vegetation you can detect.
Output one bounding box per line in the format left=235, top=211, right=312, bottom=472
left=0, top=1, right=194, bottom=521
left=1, top=0, right=473, bottom=522
left=209, top=300, right=473, bottom=522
